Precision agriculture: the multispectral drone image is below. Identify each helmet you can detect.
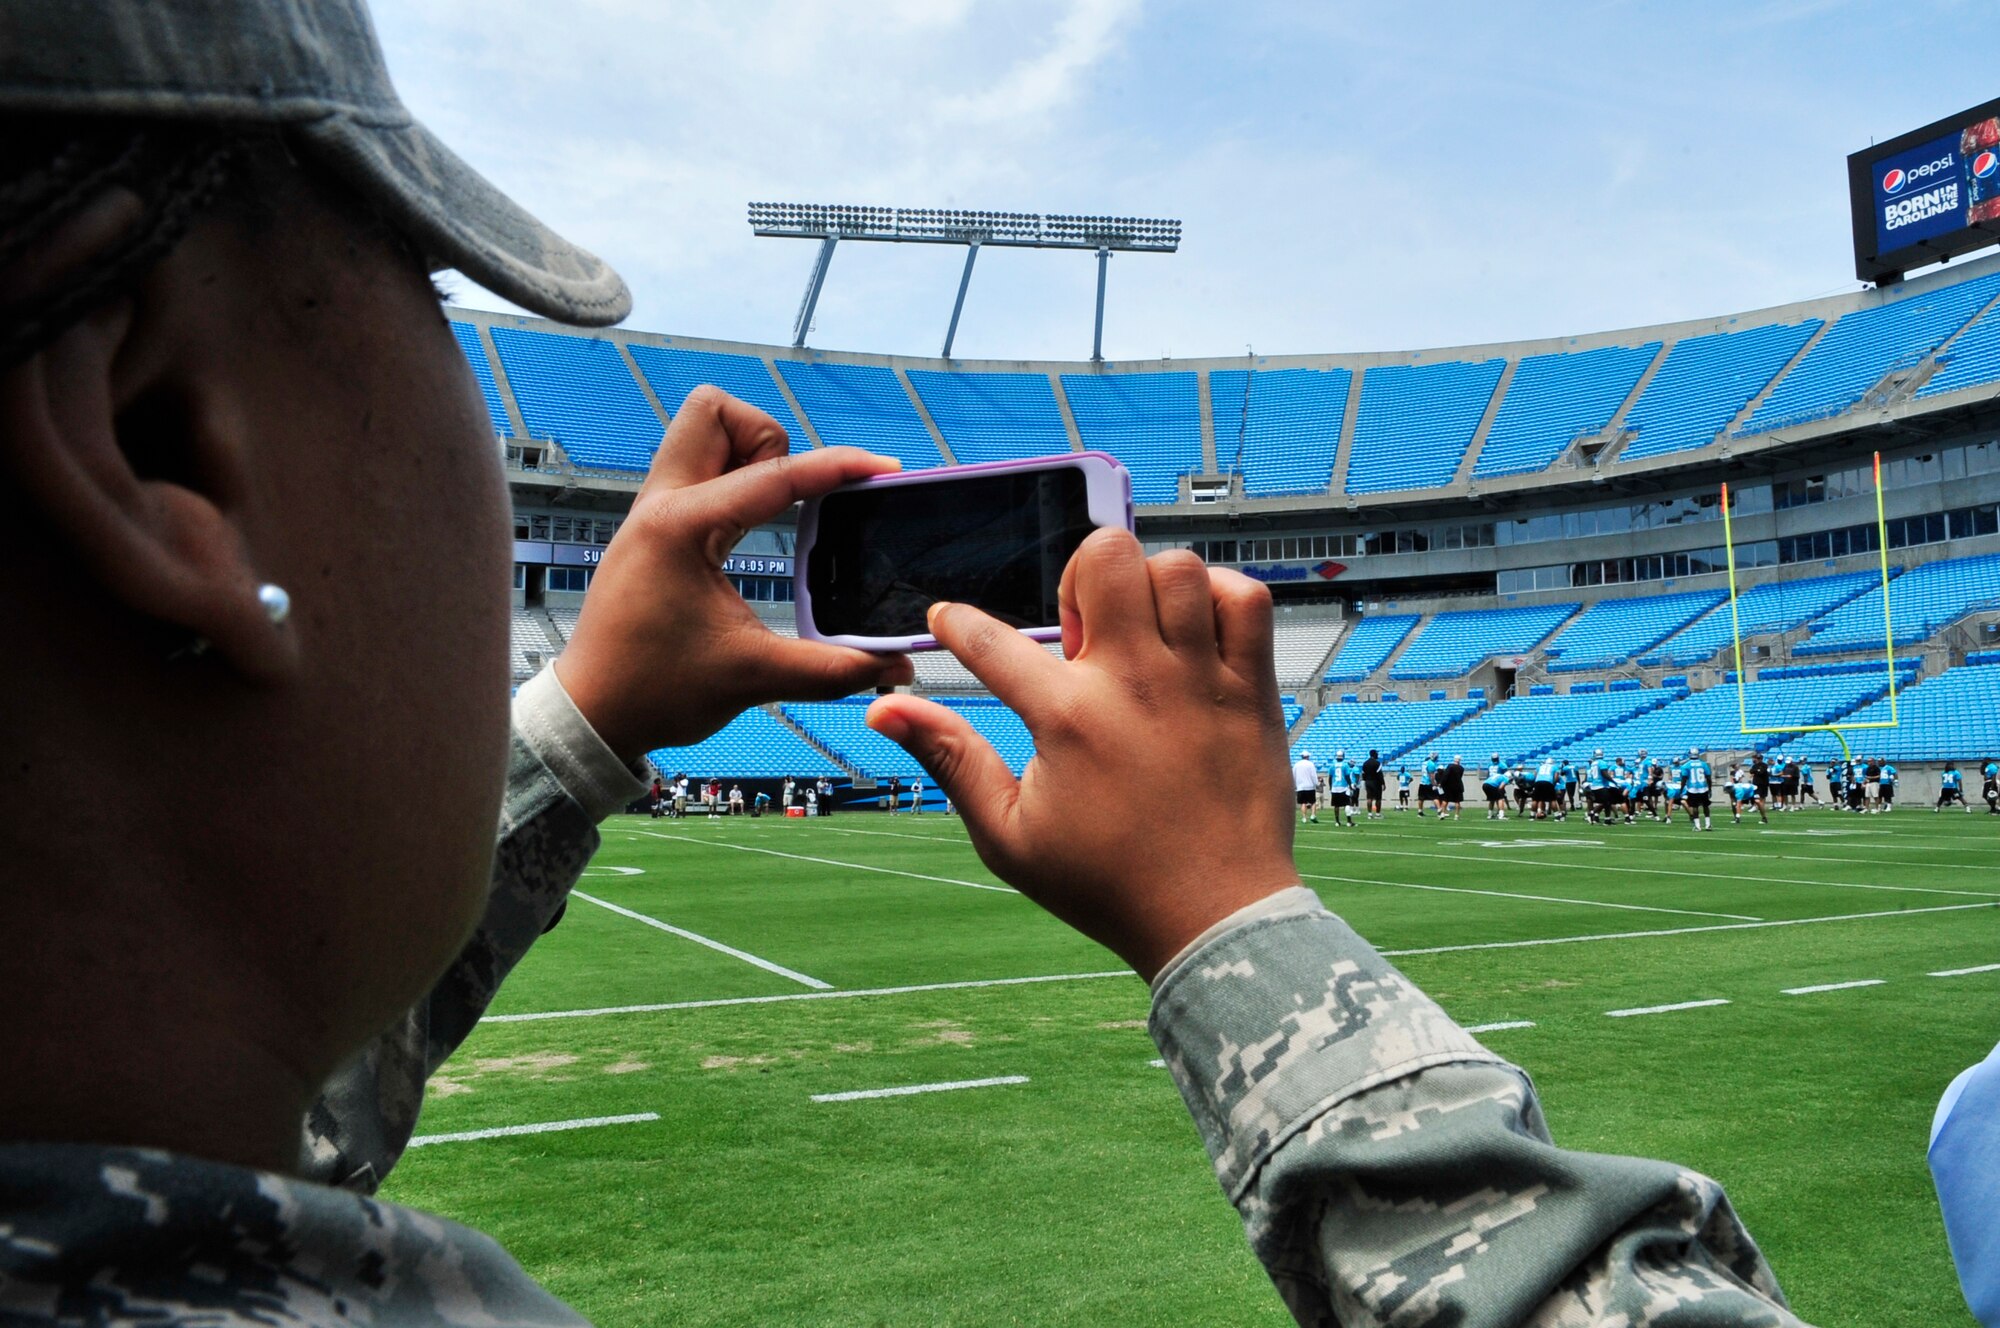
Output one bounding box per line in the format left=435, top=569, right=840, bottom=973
left=1491, top=753, right=1501, bottom=762
left=1689, top=746, right=1700, bottom=758
left=1335, top=749, right=1346, bottom=760
left=1594, top=748, right=1603, bottom=758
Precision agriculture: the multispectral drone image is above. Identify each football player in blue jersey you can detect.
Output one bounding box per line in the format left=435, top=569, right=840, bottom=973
left=1682, top=748, right=1714, bottom=832
left=1938, top=762, right=1968, bottom=812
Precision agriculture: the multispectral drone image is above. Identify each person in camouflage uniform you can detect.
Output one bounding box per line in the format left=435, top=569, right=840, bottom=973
left=0, top=2, right=1821, bottom=1325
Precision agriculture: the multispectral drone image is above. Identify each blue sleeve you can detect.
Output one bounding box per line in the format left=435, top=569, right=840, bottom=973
left=1931, top=1041, right=2000, bottom=1326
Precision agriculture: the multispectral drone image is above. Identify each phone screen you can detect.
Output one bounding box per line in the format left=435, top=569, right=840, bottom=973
left=806, top=467, right=1095, bottom=638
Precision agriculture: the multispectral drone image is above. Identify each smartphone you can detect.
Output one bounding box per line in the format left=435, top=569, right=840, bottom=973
left=793, top=452, right=1134, bottom=652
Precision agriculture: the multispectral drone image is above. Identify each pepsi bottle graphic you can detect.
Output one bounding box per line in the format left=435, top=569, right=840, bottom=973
left=1963, top=117, right=2000, bottom=226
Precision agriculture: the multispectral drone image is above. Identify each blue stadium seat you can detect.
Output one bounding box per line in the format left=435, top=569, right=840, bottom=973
left=1346, top=358, right=1506, bottom=494
left=491, top=327, right=661, bottom=471
left=450, top=322, right=513, bottom=437
left=627, top=344, right=810, bottom=453
left=1390, top=604, right=1578, bottom=680
left=1540, top=590, right=1726, bottom=672
left=1921, top=287, right=2000, bottom=400
left=1619, top=321, right=1821, bottom=462
left=1209, top=367, right=1351, bottom=498
left=906, top=370, right=1072, bottom=465
left=775, top=361, right=943, bottom=470
left=1767, top=663, right=2000, bottom=763
left=1795, top=551, right=2000, bottom=656
left=1744, top=273, right=2000, bottom=434
left=1551, top=670, right=1911, bottom=760
left=1290, top=698, right=1481, bottom=764
left=783, top=700, right=924, bottom=780
left=1474, top=343, right=1658, bottom=479
left=1427, top=688, right=1675, bottom=762
left=1060, top=371, right=1203, bottom=505
left=1641, top=572, right=1881, bottom=666
left=648, top=708, right=843, bottom=779
left=1322, top=614, right=1420, bottom=682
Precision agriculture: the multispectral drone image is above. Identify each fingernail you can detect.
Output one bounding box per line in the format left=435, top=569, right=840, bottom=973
left=926, top=601, right=953, bottom=629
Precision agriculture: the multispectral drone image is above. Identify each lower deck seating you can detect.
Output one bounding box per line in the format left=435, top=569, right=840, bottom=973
left=1547, top=669, right=1913, bottom=760
left=1795, top=551, right=2000, bottom=656
left=646, top=707, right=842, bottom=780
left=1768, top=660, right=2000, bottom=763
left=1289, top=697, right=1480, bottom=764
left=512, top=610, right=557, bottom=679
left=784, top=700, right=925, bottom=780
left=1426, top=689, right=1676, bottom=762
left=1272, top=617, right=1346, bottom=687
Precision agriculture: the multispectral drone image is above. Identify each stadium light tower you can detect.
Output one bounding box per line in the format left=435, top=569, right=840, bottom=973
left=748, top=202, right=1182, bottom=360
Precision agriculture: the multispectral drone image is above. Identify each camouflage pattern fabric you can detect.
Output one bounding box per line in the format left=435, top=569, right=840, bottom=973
left=0, top=1143, right=588, bottom=1326
left=1150, top=891, right=1808, bottom=1327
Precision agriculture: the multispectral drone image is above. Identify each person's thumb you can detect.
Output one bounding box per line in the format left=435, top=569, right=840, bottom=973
left=867, top=694, right=1021, bottom=852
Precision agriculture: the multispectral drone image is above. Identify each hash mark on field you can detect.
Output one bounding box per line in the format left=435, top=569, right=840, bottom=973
left=408, top=1112, right=659, bottom=1147
left=1148, top=1058, right=1166, bottom=1068
left=634, top=830, right=1015, bottom=893
left=1466, top=1020, right=1537, bottom=1033
left=1605, top=999, right=1730, bottom=1018
left=1782, top=979, right=1885, bottom=995
left=812, top=1075, right=1028, bottom=1103
left=573, top=892, right=832, bottom=989
left=484, top=970, right=1133, bottom=1024
left=1931, top=962, right=2000, bottom=977
left=1383, top=901, right=1996, bottom=957
left=1298, top=870, right=1759, bottom=921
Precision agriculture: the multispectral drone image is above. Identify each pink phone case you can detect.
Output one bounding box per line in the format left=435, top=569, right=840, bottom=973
left=793, top=451, right=1134, bottom=652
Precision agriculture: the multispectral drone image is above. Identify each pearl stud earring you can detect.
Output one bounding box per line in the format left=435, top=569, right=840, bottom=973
left=258, top=583, right=291, bottom=625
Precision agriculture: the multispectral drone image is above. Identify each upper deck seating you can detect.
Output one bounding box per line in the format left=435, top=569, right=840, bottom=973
left=1060, top=371, right=1203, bottom=505
left=628, top=345, right=810, bottom=453
left=774, top=361, right=943, bottom=470
left=1619, top=321, right=1820, bottom=462
left=451, top=322, right=513, bottom=437
left=491, top=327, right=661, bottom=471
left=1322, top=614, right=1420, bottom=682
left=1639, top=572, right=1881, bottom=666
left=1208, top=367, right=1351, bottom=498
left=906, top=370, right=1072, bottom=465
left=1474, top=343, right=1658, bottom=479
left=1345, top=358, right=1506, bottom=494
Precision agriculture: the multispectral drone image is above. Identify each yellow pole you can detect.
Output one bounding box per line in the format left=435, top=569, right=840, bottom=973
left=1723, top=481, right=1749, bottom=732
left=1874, top=451, right=1898, bottom=722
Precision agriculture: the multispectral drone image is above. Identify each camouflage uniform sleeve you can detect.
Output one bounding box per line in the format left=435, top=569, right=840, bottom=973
left=1148, top=889, right=1808, bottom=1327
left=298, top=668, right=646, bottom=1191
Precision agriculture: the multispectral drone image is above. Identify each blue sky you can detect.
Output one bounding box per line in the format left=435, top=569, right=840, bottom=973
left=374, top=0, right=1987, bottom=361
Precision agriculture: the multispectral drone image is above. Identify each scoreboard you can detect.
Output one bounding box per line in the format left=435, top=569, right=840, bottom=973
left=1850, top=97, right=2000, bottom=284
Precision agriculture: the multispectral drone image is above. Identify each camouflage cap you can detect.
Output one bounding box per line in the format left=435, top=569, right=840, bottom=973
left=0, top=0, right=631, bottom=326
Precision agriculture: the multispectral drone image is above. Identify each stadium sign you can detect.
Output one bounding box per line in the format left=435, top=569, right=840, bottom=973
left=511, top=540, right=792, bottom=580
left=1239, top=560, right=1347, bottom=583
left=1849, top=96, right=2000, bottom=284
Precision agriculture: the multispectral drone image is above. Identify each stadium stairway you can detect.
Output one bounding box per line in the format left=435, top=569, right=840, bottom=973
left=771, top=704, right=867, bottom=780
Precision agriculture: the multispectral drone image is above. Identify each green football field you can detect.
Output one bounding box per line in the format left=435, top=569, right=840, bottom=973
left=381, top=808, right=2000, bottom=1326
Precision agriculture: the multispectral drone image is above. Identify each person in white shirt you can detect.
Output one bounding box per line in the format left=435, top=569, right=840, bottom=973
left=911, top=775, right=925, bottom=815
left=1292, top=750, right=1320, bottom=824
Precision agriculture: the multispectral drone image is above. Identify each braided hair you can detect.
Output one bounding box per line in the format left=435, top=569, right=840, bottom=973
left=0, top=117, right=253, bottom=371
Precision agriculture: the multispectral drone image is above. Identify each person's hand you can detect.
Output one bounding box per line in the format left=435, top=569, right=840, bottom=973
left=556, top=386, right=912, bottom=762
left=865, top=529, right=1300, bottom=981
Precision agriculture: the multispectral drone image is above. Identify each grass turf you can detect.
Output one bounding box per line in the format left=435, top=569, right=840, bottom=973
left=380, top=808, right=2000, bottom=1326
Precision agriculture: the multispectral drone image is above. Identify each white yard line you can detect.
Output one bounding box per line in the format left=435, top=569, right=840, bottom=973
left=1381, top=900, right=1996, bottom=957
left=1605, top=998, right=1731, bottom=1018
left=812, top=1075, right=1028, bottom=1103
left=483, top=970, right=1133, bottom=1024
left=1465, top=1020, right=1537, bottom=1033
left=408, top=1112, right=659, bottom=1147
left=1781, top=979, right=1884, bottom=995
left=1297, top=840, right=2000, bottom=901
left=817, top=824, right=970, bottom=845
left=632, top=829, right=1015, bottom=893
left=572, top=892, right=832, bottom=990
left=1299, top=870, right=1758, bottom=921
left=1931, top=962, right=2000, bottom=977
left=1353, top=823, right=2000, bottom=867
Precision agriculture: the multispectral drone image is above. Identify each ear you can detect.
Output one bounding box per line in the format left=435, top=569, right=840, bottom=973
left=0, top=203, right=300, bottom=686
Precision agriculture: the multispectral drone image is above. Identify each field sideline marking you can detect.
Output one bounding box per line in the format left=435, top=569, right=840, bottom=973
left=1298, top=870, right=1758, bottom=921
left=1782, top=979, right=1884, bottom=995
left=1606, top=998, right=1730, bottom=1018
left=632, top=830, right=1016, bottom=893
left=572, top=892, right=833, bottom=990
left=482, top=904, right=1995, bottom=1025
left=1297, top=840, right=2000, bottom=901
left=1381, top=901, right=1996, bottom=957
left=1348, top=823, right=2000, bottom=867
left=1931, top=962, right=2000, bottom=977
left=1466, top=1020, right=1536, bottom=1033
left=408, top=1112, right=659, bottom=1147
left=812, top=1075, right=1028, bottom=1103
left=482, top=970, right=1133, bottom=1023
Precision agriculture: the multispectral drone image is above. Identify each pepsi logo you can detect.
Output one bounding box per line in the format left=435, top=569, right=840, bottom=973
left=1883, top=168, right=1907, bottom=194
left=1977, top=151, right=1999, bottom=181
